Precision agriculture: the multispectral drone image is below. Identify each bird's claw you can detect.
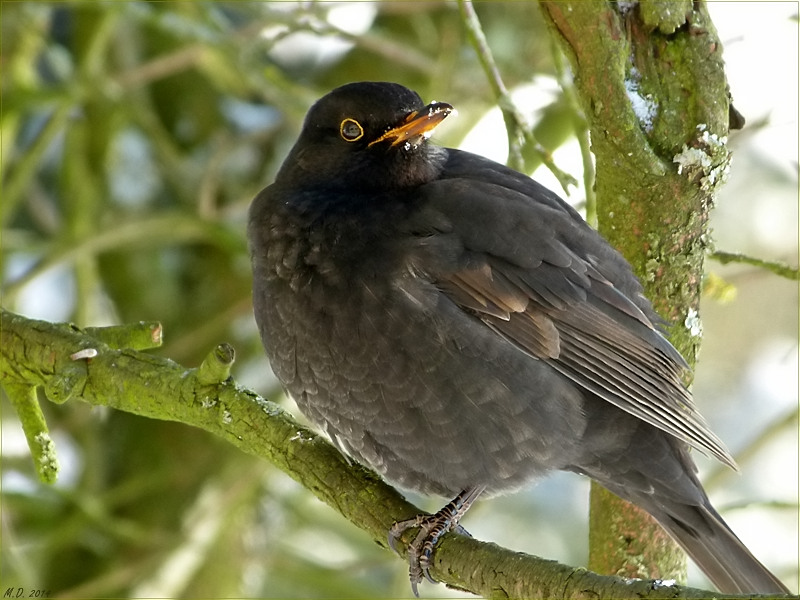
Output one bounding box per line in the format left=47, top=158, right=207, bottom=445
left=389, top=516, right=428, bottom=596
left=389, top=513, right=478, bottom=593
left=390, top=513, right=466, bottom=596
left=388, top=487, right=484, bottom=596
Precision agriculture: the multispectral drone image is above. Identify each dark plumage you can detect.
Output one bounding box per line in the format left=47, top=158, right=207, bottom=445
left=248, top=81, right=788, bottom=594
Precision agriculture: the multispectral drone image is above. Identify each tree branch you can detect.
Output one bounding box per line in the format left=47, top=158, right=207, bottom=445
left=4, top=308, right=788, bottom=599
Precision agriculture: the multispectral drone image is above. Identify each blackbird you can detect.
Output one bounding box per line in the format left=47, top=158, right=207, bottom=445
left=248, top=81, right=788, bottom=595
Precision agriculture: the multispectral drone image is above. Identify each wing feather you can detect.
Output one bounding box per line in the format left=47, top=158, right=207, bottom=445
left=411, top=166, right=735, bottom=468
left=438, top=261, right=735, bottom=468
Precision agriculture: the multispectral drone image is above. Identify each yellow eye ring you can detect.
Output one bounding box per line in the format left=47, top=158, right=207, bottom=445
left=340, top=118, right=364, bottom=142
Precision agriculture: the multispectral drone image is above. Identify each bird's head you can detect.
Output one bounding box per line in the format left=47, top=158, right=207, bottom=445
left=276, top=82, right=453, bottom=190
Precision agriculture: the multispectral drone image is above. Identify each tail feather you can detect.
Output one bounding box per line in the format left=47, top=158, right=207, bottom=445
left=574, top=400, right=789, bottom=593
left=597, top=475, right=791, bottom=594
left=657, top=503, right=790, bottom=594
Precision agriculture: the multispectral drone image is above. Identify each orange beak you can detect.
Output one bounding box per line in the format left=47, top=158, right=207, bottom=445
left=368, top=102, right=454, bottom=148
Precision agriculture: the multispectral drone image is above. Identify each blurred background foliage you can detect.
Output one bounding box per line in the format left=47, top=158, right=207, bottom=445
left=1, top=2, right=796, bottom=598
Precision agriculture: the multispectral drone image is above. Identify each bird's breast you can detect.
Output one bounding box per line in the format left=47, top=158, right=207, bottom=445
left=250, top=188, right=423, bottom=385
left=248, top=188, right=587, bottom=496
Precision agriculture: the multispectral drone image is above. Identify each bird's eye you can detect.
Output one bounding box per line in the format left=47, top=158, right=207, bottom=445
left=339, top=118, right=364, bottom=142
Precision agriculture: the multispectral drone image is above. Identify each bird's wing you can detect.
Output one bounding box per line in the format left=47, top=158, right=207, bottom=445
left=411, top=168, right=735, bottom=469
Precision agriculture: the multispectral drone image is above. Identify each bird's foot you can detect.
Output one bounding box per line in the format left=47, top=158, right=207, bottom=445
left=388, top=486, right=485, bottom=597
left=389, top=514, right=469, bottom=595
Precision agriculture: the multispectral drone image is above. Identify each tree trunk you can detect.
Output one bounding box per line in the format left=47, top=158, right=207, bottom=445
left=540, top=0, right=733, bottom=582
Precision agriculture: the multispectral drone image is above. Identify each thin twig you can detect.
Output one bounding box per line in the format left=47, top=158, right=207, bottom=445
left=709, top=251, right=799, bottom=281
left=457, top=0, right=522, bottom=169
left=457, top=0, right=577, bottom=193
left=551, top=38, right=596, bottom=226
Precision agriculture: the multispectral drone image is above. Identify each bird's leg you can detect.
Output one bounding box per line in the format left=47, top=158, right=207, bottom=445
left=388, top=485, right=485, bottom=596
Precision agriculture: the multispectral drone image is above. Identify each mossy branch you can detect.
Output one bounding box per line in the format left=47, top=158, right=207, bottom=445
left=4, top=308, right=790, bottom=599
